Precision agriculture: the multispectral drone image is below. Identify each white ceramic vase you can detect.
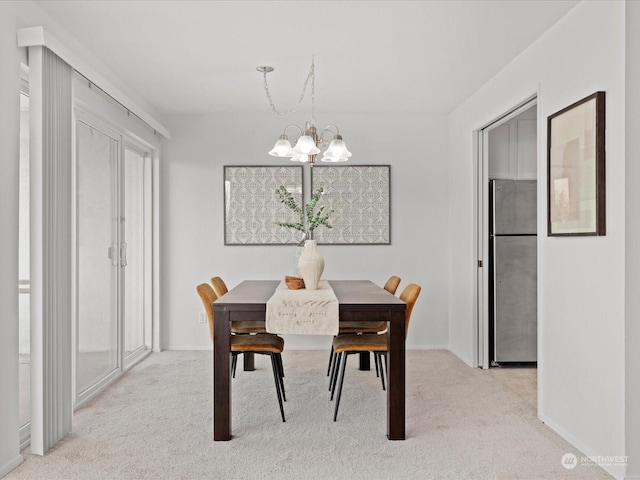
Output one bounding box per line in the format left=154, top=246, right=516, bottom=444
left=297, top=239, right=324, bottom=290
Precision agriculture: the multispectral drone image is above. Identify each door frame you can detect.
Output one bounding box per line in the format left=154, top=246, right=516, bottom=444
left=475, top=95, right=538, bottom=369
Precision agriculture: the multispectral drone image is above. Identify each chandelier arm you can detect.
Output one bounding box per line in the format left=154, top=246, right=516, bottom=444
left=318, top=124, right=340, bottom=146
left=262, top=59, right=315, bottom=116
left=282, top=124, right=304, bottom=138
left=321, top=124, right=340, bottom=135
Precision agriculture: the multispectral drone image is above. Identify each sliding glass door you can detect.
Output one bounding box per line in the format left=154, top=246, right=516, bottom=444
left=74, top=110, right=152, bottom=406
left=75, top=118, right=119, bottom=397
left=122, top=144, right=152, bottom=366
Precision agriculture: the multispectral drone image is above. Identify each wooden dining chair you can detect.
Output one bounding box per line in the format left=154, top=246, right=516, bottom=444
left=196, top=283, right=287, bottom=422
left=329, top=283, right=421, bottom=421
left=326, top=275, right=401, bottom=378
left=211, top=276, right=269, bottom=334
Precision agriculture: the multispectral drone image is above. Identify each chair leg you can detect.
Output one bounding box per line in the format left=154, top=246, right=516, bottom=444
left=231, top=353, right=238, bottom=378
left=326, top=343, right=335, bottom=376
left=330, top=352, right=342, bottom=399
left=276, top=351, right=285, bottom=377
left=270, top=353, right=286, bottom=422
left=374, top=351, right=380, bottom=378
left=382, top=354, right=388, bottom=390
left=329, top=349, right=339, bottom=392
left=376, top=353, right=386, bottom=391
left=333, top=352, right=349, bottom=421
left=276, top=353, right=286, bottom=402
left=329, top=351, right=337, bottom=394
left=382, top=353, right=387, bottom=376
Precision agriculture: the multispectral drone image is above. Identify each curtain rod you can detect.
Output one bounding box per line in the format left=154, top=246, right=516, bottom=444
left=74, top=70, right=159, bottom=136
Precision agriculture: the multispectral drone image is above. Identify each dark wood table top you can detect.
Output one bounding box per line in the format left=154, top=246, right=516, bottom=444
left=214, top=279, right=406, bottom=312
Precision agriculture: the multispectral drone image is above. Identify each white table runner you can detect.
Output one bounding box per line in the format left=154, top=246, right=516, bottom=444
left=266, top=280, right=339, bottom=335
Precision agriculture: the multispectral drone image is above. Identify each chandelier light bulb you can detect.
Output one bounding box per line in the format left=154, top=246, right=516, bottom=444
left=320, top=153, right=349, bottom=163
left=291, top=153, right=309, bottom=163
left=292, top=135, right=320, bottom=156
left=268, top=136, right=293, bottom=157
left=323, top=136, right=352, bottom=159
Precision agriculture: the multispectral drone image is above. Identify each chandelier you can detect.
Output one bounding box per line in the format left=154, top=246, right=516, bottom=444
left=257, top=57, right=351, bottom=164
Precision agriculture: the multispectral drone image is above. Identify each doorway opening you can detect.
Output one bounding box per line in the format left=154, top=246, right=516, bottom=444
left=476, top=97, right=538, bottom=405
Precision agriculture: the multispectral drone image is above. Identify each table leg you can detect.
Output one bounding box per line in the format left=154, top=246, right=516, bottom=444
left=387, top=309, right=406, bottom=440
left=243, top=352, right=255, bottom=371
left=358, top=352, right=371, bottom=371
left=213, top=308, right=232, bottom=441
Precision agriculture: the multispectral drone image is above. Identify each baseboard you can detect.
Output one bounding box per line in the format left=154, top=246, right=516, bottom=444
left=164, top=346, right=212, bottom=351
left=539, top=413, right=626, bottom=480
left=0, top=455, right=23, bottom=477
left=405, top=344, right=449, bottom=351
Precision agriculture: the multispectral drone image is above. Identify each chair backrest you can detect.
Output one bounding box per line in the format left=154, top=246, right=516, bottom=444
left=383, top=275, right=401, bottom=295
left=398, top=283, right=421, bottom=339
left=210, top=276, right=229, bottom=298
left=196, top=283, right=218, bottom=342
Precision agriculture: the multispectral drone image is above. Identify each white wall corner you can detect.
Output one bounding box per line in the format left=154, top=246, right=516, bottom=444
left=447, top=344, right=476, bottom=368
left=539, top=413, right=626, bottom=480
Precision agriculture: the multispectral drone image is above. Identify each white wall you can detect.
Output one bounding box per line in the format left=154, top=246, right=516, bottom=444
left=448, top=1, right=626, bottom=478
left=160, top=111, right=449, bottom=351
left=625, top=2, right=640, bottom=477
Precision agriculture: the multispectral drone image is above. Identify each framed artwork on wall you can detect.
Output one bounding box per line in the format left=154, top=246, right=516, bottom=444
left=224, top=165, right=304, bottom=245
left=311, top=165, right=391, bottom=245
left=547, top=91, right=606, bottom=236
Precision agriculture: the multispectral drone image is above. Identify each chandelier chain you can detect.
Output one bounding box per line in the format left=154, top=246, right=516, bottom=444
left=262, top=58, right=315, bottom=118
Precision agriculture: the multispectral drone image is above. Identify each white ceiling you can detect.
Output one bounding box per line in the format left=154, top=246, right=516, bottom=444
left=35, top=0, right=579, bottom=117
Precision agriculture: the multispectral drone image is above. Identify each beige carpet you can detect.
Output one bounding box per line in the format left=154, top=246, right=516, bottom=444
left=6, top=350, right=612, bottom=480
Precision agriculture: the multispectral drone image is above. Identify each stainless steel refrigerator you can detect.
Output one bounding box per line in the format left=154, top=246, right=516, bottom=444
left=490, top=179, right=537, bottom=364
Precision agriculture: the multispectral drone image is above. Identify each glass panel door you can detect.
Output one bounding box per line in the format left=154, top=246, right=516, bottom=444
left=122, top=145, right=151, bottom=365
left=73, top=107, right=153, bottom=407
left=75, top=119, right=120, bottom=397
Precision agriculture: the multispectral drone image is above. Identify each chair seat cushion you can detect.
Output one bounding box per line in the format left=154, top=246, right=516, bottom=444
left=332, top=333, right=388, bottom=353
left=337, top=321, right=386, bottom=334
left=231, top=321, right=268, bottom=334
left=230, top=333, right=284, bottom=353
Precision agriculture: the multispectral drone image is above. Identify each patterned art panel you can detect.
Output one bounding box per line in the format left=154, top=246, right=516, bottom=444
left=224, top=166, right=303, bottom=245
left=311, top=165, right=390, bottom=244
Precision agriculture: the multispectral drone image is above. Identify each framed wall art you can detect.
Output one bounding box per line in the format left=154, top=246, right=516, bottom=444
left=224, top=165, right=303, bottom=245
left=547, top=91, right=606, bottom=236
left=311, top=165, right=391, bottom=245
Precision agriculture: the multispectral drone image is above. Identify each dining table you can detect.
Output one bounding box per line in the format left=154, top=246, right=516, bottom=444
left=212, top=279, right=407, bottom=440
